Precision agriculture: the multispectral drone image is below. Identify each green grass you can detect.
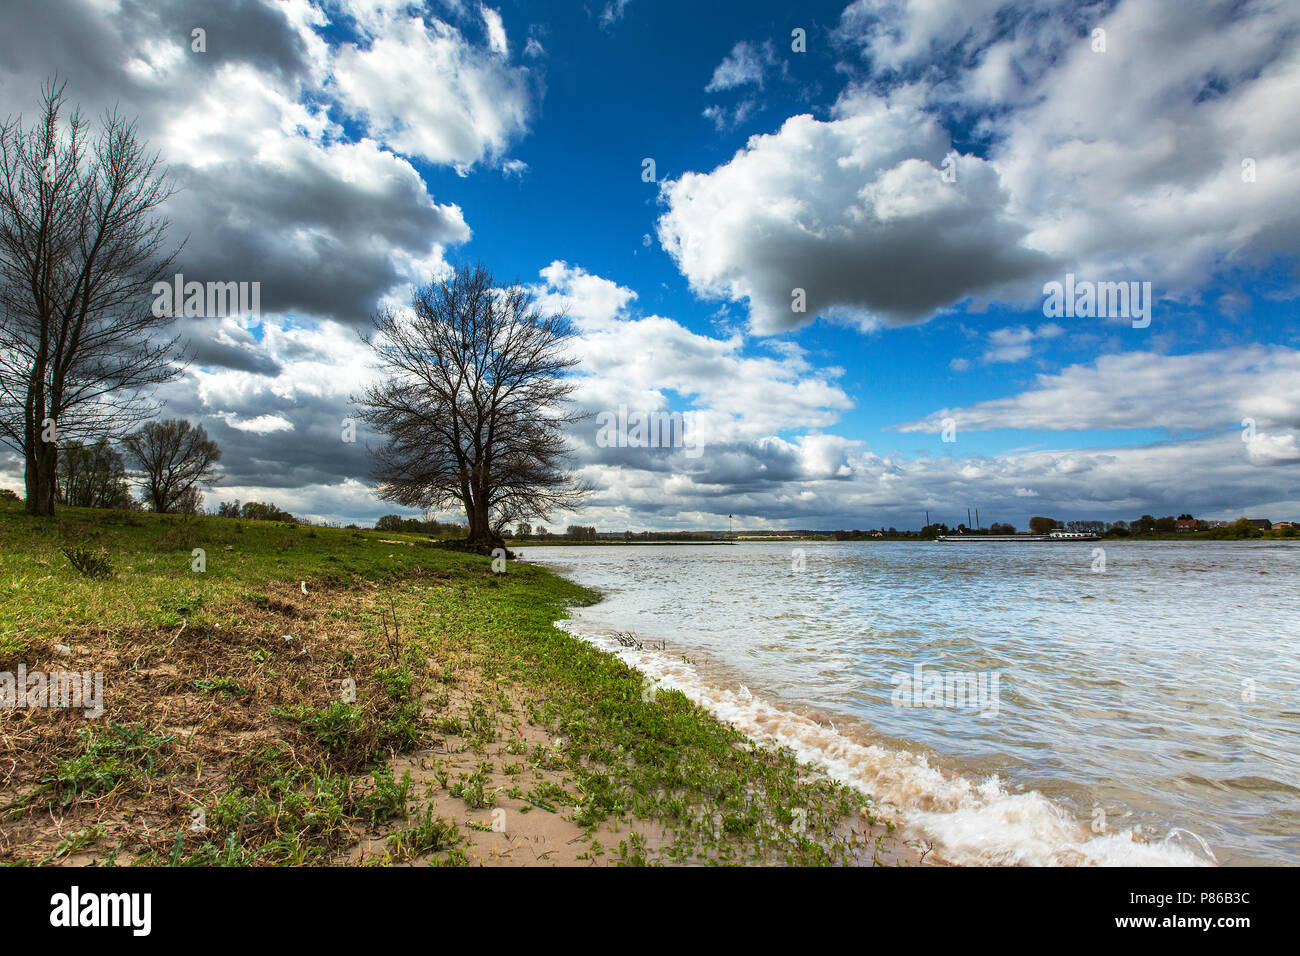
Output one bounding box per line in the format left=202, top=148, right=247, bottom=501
left=0, top=499, right=885, bottom=866
left=0, top=500, right=483, bottom=663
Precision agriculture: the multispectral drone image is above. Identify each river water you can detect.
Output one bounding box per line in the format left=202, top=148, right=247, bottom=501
left=524, top=540, right=1300, bottom=866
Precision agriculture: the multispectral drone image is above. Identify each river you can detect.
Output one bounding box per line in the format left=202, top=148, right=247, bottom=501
left=525, top=540, right=1300, bottom=866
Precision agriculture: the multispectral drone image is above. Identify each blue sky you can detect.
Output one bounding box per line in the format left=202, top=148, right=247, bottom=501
left=1, top=0, right=1298, bottom=530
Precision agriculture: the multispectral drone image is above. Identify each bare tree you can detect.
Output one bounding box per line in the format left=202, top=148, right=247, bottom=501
left=0, top=78, right=185, bottom=515
left=55, top=438, right=135, bottom=509
left=357, top=262, right=590, bottom=551
left=122, top=419, right=221, bottom=514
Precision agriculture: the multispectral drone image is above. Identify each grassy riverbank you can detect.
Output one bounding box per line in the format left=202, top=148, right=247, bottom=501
left=0, top=501, right=902, bottom=866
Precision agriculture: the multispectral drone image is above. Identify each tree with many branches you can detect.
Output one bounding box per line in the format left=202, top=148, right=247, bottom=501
left=0, top=78, right=185, bottom=515
left=357, top=262, right=590, bottom=552
left=122, top=419, right=221, bottom=514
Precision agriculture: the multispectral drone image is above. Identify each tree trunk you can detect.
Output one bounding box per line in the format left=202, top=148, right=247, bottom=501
left=23, top=446, right=40, bottom=514
left=45, top=439, right=58, bottom=513
left=464, top=498, right=481, bottom=544
left=26, top=440, right=56, bottom=515
left=473, top=501, right=492, bottom=545
left=22, top=367, right=56, bottom=515
left=462, top=495, right=501, bottom=553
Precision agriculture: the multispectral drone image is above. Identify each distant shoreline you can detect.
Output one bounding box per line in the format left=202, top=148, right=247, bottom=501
left=518, top=540, right=736, bottom=546
left=515, top=534, right=1292, bottom=545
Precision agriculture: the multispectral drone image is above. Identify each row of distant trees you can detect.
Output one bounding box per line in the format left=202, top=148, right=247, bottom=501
left=1024, top=514, right=1291, bottom=538
left=374, top=514, right=464, bottom=536
left=508, top=523, right=596, bottom=540
left=215, top=499, right=296, bottom=523
left=1017, top=515, right=1184, bottom=534
left=41, top=418, right=221, bottom=514
left=913, top=515, right=1216, bottom=538
left=1028, top=514, right=1173, bottom=534
left=346, top=517, right=601, bottom=539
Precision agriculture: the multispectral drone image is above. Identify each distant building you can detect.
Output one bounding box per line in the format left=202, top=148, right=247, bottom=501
left=1244, top=518, right=1272, bottom=530
left=1274, top=521, right=1296, bottom=529
left=1175, top=518, right=1197, bottom=532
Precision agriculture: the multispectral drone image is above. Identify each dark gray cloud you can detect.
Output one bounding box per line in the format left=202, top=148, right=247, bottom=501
left=0, top=0, right=310, bottom=108
left=0, top=0, right=479, bottom=350
left=122, top=0, right=313, bottom=79
left=155, top=377, right=373, bottom=491
left=167, top=158, right=467, bottom=325
left=184, top=322, right=284, bottom=377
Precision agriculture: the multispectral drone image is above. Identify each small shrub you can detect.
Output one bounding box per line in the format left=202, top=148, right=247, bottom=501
left=61, top=546, right=113, bottom=578
left=376, top=665, right=414, bottom=700
left=361, top=767, right=411, bottom=825
left=389, top=803, right=462, bottom=858
left=286, top=700, right=367, bottom=760
left=450, top=766, right=494, bottom=809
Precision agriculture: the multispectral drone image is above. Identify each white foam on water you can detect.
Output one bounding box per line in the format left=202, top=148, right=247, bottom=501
left=559, top=619, right=1214, bottom=867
